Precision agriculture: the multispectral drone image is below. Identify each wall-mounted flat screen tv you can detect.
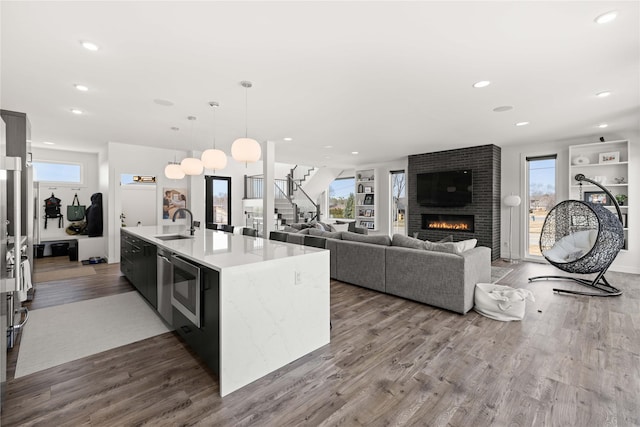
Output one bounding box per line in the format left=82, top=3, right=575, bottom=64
left=417, top=169, right=473, bottom=207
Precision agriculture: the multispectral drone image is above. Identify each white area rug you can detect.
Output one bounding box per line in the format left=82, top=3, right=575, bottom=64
left=491, top=266, right=513, bottom=283
left=15, top=292, right=170, bottom=378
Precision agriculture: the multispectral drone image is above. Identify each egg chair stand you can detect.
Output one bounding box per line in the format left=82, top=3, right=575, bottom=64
left=529, top=174, right=624, bottom=297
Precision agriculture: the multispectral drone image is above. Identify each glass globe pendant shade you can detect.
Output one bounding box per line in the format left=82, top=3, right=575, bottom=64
left=180, top=157, right=204, bottom=175
left=504, top=195, right=522, bottom=207
left=201, top=148, right=228, bottom=170
left=164, top=162, right=185, bottom=180
left=231, top=137, right=261, bottom=163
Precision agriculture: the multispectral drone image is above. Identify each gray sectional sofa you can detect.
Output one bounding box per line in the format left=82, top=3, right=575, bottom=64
left=284, top=229, right=491, bottom=314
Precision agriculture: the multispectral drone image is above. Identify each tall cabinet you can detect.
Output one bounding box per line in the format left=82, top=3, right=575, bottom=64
left=568, top=140, right=630, bottom=250
left=355, top=169, right=376, bottom=230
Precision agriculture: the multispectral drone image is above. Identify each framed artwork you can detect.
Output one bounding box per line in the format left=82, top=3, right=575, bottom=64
left=364, top=209, right=373, bottom=217
left=584, top=191, right=610, bottom=205
left=599, top=151, right=619, bottom=164
left=364, top=186, right=373, bottom=193
left=363, top=194, right=374, bottom=205
left=162, top=187, right=187, bottom=219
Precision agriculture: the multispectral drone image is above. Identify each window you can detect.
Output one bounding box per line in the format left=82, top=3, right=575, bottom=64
left=526, top=155, right=557, bottom=259
left=32, top=161, right=82, bottom=184
left=328, top=177, right=355, bottom=219
left=390, top=170, right=406, bottom=235
left=205, top=175, right=231, bottom=228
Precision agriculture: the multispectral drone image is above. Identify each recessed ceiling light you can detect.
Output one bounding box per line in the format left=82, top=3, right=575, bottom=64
left=80, top=41, right=99, bottom=51
left=596, top=91, right=611, bottom=98
left=43, top=141, right=55, bottom=145
left=473, top=80, right=491, bottom=88
left=351, top=151, right=359, bottom=155
left=594, top=11, right=618, bottom=24
left=493, top=106, right=513, bottom=112
left=323, top=145, right=333, bottom=149
left=515, top=121, right=529, bottom=126
left=74, top=84, right=88, bottom=92
left=70, top=108, right=83, bottom=115
left=598, top=123, right=608, bottom=128
left=283, top=137, right=293, bottom=141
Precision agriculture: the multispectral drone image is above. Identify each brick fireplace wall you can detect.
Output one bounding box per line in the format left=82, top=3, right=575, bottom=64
left=408, top=144, right=501, bottom=260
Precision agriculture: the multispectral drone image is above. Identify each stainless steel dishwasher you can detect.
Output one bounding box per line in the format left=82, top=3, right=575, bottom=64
left=156, top=248, right=173, bottom=325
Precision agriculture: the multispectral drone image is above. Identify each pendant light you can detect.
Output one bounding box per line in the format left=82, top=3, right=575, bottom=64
left=201, top=101, right=228, bottom=171
left=231, top=81, right=261, bottom=164
left=181, top=116, right=204, bottom=175
left=165, top=127, right=186, bottom=180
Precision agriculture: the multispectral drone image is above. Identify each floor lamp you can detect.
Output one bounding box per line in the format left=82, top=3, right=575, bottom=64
left=504, top=194, right=521, bottom=263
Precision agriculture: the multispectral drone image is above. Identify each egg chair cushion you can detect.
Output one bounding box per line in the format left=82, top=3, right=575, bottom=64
left=543, top=230, right=597, bottom=264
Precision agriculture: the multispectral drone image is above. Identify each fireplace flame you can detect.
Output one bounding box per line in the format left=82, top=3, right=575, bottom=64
left=428, top=221, right=471, bottom=231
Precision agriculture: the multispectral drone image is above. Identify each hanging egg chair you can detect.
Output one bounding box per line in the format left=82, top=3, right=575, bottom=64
left=529, top=174, right=624, bottom=296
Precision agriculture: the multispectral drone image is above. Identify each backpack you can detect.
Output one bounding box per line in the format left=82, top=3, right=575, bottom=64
left=44, top=193, right=63, bottom=229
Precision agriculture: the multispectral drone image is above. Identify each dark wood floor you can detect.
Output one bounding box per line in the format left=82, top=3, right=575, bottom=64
left=2, top=257, right=639, bottom=426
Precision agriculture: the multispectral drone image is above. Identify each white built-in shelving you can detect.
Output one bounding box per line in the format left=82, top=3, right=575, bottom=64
left=569, top=139, right=630, bottom=250
left=355, top=169, right=376, bottom=230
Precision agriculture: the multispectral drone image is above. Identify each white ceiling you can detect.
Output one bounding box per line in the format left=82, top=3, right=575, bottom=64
left=1, top=1, right=638, bottom=168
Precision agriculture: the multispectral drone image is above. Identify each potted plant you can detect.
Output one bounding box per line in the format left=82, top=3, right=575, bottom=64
left=615, top=194, right=627, bottom=206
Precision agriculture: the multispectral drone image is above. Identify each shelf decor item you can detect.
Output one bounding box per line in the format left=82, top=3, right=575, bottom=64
left=584, top=191, right=610, bottom=205
left=363, top=194, right=374, bottom=205
left=615, top=194, right=627, bottom=206
left=599, top=151, right=619, bottom=164
left=573, top=155, right=590, bottom=165
left=364, top=186, right=373, bottom=193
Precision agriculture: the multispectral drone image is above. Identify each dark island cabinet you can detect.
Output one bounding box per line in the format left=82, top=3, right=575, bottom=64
left=173, top=266, right=220, bottom=375
left=120, top=230, right=157, bottom=308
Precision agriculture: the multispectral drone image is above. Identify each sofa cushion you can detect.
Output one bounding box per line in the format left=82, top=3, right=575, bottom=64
left=309, top=228, right=343, bottom=239
left=423, top=238, right=477, bottom=255
left=391, top=234, right=425, bottom=249
left=342, top=231, right=391, bottom=246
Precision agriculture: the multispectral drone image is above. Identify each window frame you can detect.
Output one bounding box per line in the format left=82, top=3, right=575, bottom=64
left=32, top=159, right=84, bottom=185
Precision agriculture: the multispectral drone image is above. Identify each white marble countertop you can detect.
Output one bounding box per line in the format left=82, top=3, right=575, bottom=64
left=121, top=225, right=322, bottom=271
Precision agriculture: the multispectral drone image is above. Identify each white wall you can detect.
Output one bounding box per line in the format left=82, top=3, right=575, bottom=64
left=501, top=133, right=639, bottom=274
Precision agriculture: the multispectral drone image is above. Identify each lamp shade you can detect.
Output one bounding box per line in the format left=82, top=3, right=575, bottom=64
left=201, top=148, right=228, bottom=170
left=504, top=195, right=522, bottom=207
left=231, top=137, right=261, bottom=163
left=164, top=163, right=185, bottom=180
left=180, top=157, right=204, bottom=175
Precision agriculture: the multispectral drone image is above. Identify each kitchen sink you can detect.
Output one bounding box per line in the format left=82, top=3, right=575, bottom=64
left=154, top=234, right=193, bottom=241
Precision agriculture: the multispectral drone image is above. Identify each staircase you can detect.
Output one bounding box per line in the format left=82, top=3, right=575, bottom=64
left=275, top=198, right=296, bottom=226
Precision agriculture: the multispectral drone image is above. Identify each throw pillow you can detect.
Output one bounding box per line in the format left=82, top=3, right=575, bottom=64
left=423, top=240, right=459, bottom=255
left=342, top=231, right=391, bottom=246
left=391, top=234, right=425, bottom=249
left=437, top=235, right=454, bottom=243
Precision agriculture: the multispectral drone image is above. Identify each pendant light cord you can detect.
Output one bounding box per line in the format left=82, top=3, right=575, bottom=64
left=244, top=85, right=249, bottom=138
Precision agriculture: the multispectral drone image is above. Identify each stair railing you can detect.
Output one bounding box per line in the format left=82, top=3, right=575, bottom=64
left=274, top=181, right=299, bottom=222
left=287, top=174, right=320, bottom=222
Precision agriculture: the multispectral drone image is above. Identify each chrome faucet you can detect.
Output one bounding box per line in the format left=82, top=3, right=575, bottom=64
left=172, top=208, right=195, bottom=236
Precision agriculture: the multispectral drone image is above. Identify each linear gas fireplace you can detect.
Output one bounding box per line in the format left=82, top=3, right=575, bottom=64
left=422, top=214, right=475, bottom=233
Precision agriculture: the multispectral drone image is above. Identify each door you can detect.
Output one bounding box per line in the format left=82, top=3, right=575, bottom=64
left=525, top=155, right=557, bottom=260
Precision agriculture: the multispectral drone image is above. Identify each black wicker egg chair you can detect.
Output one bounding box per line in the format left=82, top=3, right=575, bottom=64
left=529, top=174, right=624, bottom=296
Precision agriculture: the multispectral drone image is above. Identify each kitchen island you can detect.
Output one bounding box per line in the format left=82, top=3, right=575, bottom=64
left=121, top=225, right=330, bottom=396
